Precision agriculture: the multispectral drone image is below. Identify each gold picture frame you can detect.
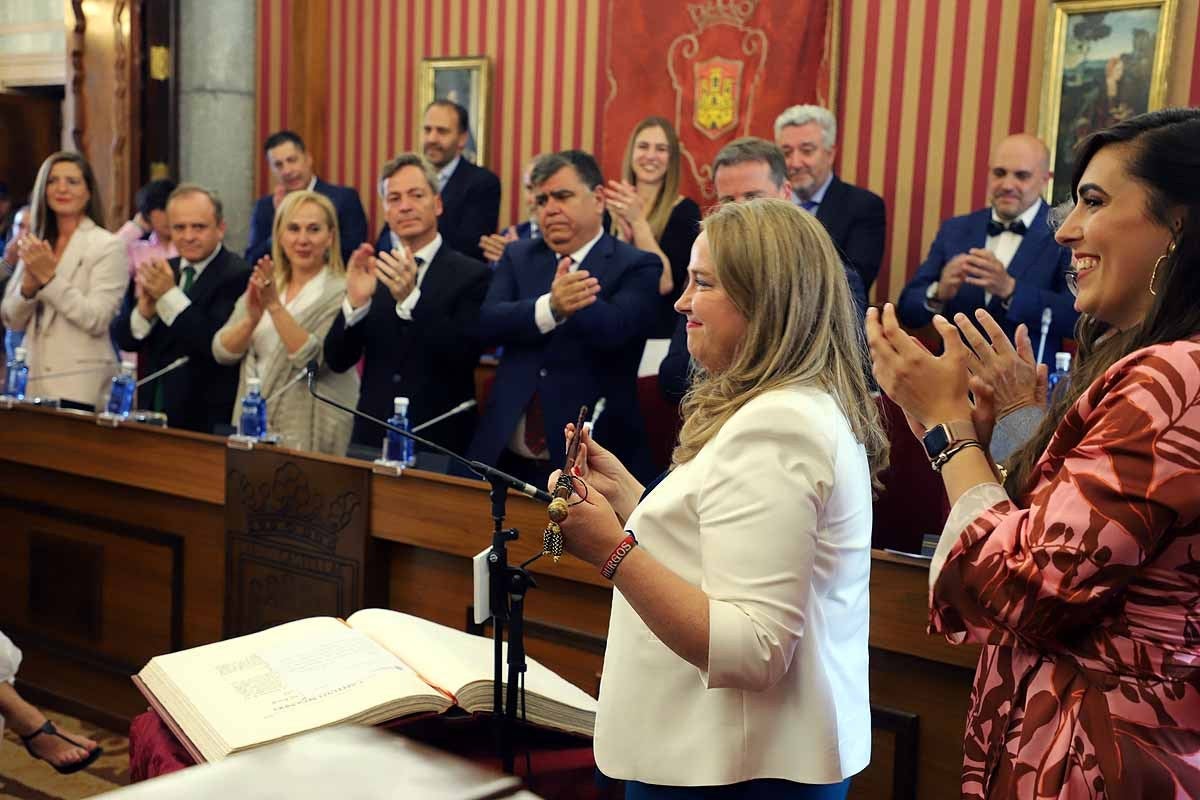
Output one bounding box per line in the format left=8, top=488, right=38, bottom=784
left=418, top=56, right=491, bottom=168
left=1039, top=0, right=1177, bottom=205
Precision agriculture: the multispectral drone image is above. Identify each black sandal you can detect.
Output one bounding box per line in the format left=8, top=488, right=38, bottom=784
left=19, top=719, right=103, bottom=775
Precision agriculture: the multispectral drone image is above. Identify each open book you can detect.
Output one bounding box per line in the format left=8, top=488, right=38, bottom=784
left=134, top=609, right=597, bottom=763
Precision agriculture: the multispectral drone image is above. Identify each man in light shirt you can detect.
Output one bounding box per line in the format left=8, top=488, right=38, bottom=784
left=897, top=134, right=1076, bottom=365
left=112, top=184, right=250, bottom=433
left=324, top=153, right=490, bottom=455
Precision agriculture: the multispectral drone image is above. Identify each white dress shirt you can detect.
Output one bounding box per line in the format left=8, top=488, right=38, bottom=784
left=341, top=234, right=442, bottom=326
left=595, top=385, right=874, bottom=786
left=130, top=245, right=224, bottom=340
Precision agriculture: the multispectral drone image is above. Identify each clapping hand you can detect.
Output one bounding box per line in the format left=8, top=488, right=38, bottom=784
left=603, top=180, right=642, bottom=241
left=252, top=257, right=282, bottom=312
left=480, top=227, right=518, bottom=263
left=375, top=245, right=419, bottom=304
left=345, top=243, right=378, bottom=308
left=138, top=257, right=175, bottom=300
left=548, top=258, right=600, bottom=321
left=963, top=248, right=1016, bottom=299
left=866, top=304, right=974, bottom=430
left=17, top=236, right=57, bottom=290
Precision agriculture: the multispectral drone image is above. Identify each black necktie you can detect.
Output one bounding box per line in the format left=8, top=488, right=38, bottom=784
left=987, top=219, right=1027, bottom=237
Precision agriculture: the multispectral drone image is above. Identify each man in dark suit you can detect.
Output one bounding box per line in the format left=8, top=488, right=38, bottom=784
left=245, top=130, right=367, bottom=264
left=325, top=153, right=491, bottom=456
left=898, top=134, right=1076, bottom=365
left=415, top=101, right=500, bottom=262
left=468, top=151, right=660, bottom=483
left=775, top=105, right=886, bottom=293
left=112, top=184, right=250, bottom=433
left=661, top=137, right=869, bottom=403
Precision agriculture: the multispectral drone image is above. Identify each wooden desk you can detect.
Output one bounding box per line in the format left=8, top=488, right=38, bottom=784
left=0, top=405, right=976, bottom=798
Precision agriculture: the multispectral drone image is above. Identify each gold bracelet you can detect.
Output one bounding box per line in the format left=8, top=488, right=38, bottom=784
left=930, top=439, right=982, bottom=472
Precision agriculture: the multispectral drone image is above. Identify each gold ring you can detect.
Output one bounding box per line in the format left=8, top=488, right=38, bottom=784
left=261, top=278, right=272, bottom=287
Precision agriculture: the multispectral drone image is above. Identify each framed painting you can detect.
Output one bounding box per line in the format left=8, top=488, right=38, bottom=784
left=418, top=56, right=491, bottom=167
left=1039, top=0, right=1177, bottom=205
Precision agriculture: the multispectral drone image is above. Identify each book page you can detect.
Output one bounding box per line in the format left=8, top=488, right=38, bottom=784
left=143, top=617, right=448, bottom=753
left=346, top=609, right=597, bottom=715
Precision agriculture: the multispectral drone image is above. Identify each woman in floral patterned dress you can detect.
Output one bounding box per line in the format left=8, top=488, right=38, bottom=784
left=868, top=108, right=1200, bottom=799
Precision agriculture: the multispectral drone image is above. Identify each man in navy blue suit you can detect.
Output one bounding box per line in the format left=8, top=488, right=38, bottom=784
left=468, top=151, right=659, bottom=483
left=775, top=104, right=887, bottom=294
left=898, top=133, right=1076, bottom=365
left=325, top=153, right=490, bottom=456
left=244, top=130, right=367, bottom=264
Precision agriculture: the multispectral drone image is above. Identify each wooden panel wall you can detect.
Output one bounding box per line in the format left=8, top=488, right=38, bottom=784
left=837, top=0, right=1200, bottom=305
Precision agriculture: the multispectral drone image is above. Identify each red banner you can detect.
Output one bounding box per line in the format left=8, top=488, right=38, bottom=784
left=601, top=0, right=836, bottom=202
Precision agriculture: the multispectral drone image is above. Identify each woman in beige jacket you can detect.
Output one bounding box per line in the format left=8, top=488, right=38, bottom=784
left=1, top=152, right=128, bottom=408
left=213, top=190, right=357, bottom=455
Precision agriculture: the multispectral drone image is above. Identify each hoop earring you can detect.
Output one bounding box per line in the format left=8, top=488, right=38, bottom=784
left=1150, top=240, right=1177, bottom=296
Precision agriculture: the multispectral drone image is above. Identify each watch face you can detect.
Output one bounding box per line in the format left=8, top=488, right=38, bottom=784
left=922, top=424, right=951, bottom=459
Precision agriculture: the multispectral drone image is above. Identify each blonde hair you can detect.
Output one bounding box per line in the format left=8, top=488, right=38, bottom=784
left=615, top=116, right=682, bottom=241
left=270, top=190, right=346, bottom=286
left=673, top=198, right=888, bottom=481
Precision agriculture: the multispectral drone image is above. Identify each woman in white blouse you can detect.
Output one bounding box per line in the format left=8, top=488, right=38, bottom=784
left=213, top=190, right=357, bottom=455
left=554, top=199, right=888, bottom=799
left=1, top=152, right=128, bottom=408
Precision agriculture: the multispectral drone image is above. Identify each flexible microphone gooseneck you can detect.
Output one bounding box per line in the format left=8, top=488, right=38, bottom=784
left=303, top=360, right=551, bottom=503
left=1036, top=307, right=1052, bottom=366
left=134, top=356, right=189, bottom=388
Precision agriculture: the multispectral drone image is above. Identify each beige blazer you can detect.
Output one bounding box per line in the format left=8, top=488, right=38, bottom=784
left=0, top=218, right=128, bottom=406
left=212, top=269, right=358, bottom=456
left=594, top=385, right=874, bottom=786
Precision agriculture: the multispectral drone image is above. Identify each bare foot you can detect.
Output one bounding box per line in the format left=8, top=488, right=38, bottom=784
left=21, top=720, right=99, bottom=770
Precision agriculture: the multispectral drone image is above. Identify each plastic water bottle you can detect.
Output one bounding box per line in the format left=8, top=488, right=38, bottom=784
left=239, top=377, right=268, bottom=438
left=4, top=346, right=29, bottom=400
left=384, top=396, right=415, bottom=466
left=106, top=360, right=137, bottom=417
left=1047, top=352, right=1071, bottom=405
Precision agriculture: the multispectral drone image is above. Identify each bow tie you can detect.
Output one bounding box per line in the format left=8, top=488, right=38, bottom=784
left=987, top=219, right=1027, bottom=237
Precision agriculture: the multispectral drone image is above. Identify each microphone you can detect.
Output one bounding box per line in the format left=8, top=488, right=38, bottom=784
left=412, top=399, right=476, bottom=434
left=135, top=356, right=189, bottom=388
left=303, top=360, right=551, bottom=503
left=265, top=367, right=309, bottom=403
left=1036, top=307, right=1052, bottom=366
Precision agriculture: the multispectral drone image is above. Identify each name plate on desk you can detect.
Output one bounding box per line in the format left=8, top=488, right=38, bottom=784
left=224, top=449, right=376, bottom=637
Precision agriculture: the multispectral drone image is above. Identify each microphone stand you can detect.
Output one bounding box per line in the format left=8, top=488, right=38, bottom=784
left=303, top=363, right=549, bottom=774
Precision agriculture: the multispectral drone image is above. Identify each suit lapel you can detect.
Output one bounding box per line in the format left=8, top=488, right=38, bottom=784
left=184, top=247, right=228, bottom=306
left=37, top=219, right=94, bottom=330
left=815, top=177, right=843, bottom=228
left=1005, top=203, right=1053, bottom=282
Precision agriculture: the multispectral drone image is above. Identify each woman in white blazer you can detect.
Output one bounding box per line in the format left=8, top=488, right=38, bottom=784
left=213, top=190, right=357, bottom=455
left=1, top=152, right=128, bottom=408
left=554, top=199, right=888, bottom=799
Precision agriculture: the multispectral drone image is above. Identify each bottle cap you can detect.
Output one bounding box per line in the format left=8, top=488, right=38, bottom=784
left=13, top=346, right=26, bottom=360
left=247, top=377, right=262, bottom=390
left=394, top=396, right=410, bottom=414
left=121, top=359, right=136, bottom=372
left=1055, top=352, right=1071, bottom=369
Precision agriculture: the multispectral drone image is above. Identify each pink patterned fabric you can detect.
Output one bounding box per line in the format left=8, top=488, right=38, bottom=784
left=931, top=339, right=1200, bottom=799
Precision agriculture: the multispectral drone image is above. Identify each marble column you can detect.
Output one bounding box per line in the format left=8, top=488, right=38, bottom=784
left=177, top=0, right=256, bottom=253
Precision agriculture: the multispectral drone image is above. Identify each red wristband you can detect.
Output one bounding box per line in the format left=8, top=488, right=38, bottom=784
left=600, top=532, right=638, bottom=580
